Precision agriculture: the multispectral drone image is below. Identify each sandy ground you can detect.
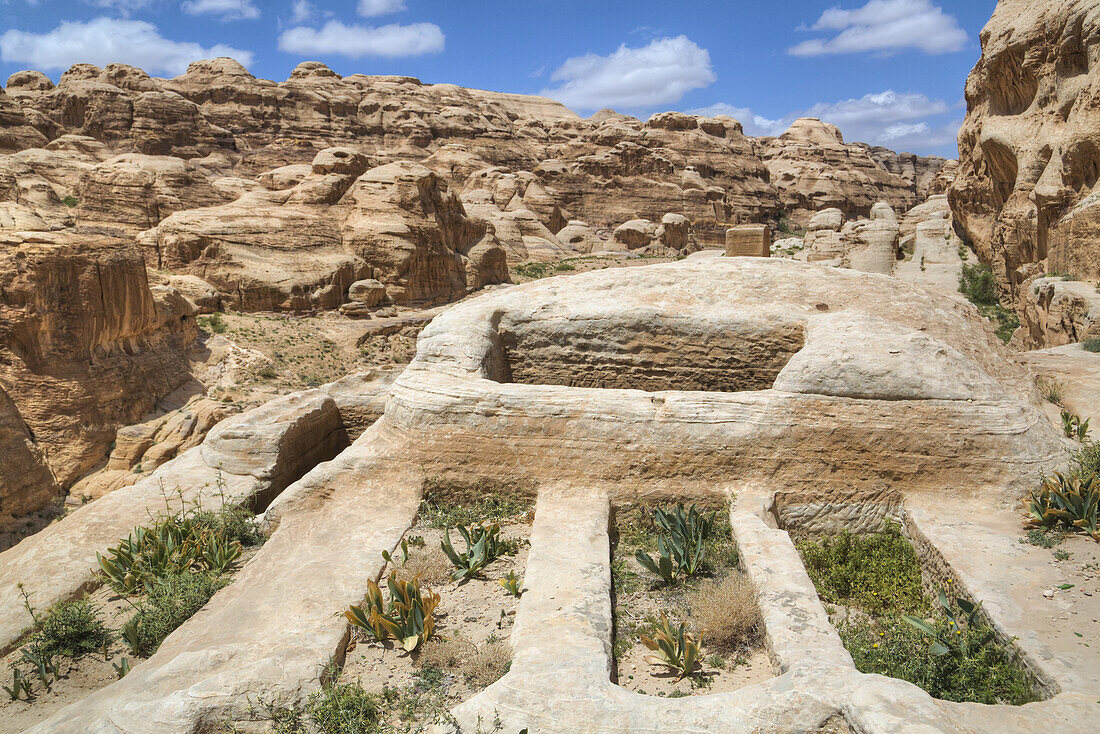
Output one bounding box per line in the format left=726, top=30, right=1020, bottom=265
left=0, top=585, right=136, bottom=734
left=340, top=521, right=530, bottom=703
left=0, top=547, right=261, bottom=734
left=610, top=505, right=774, bottom=698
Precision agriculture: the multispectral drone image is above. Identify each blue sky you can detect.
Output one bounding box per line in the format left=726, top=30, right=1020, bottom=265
left=0, top=1, right=997, bottom=157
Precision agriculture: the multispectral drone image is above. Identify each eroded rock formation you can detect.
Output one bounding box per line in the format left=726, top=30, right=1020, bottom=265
left=951, top=0, right=1100, bottom=290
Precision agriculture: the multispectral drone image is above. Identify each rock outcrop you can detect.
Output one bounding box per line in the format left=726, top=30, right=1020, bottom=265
left=951, top=0, right=1100, bottom=290
left=0, top=237, right=196, bottom=527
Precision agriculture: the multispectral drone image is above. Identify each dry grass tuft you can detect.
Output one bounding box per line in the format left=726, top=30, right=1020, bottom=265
left=416, top=637, right=511, bottom=688
left=1035, top=375, right=1066, bottom=405
left=687, top=571, right=762, bottom=651
left=403, top=546, right=454, bottom=586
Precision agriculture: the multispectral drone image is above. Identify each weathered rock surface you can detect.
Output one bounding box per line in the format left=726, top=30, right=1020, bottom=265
left=950, top=0, right=1100, bottom=289
left=0, top=386, right=351, bottom=655
left=387, top=257, right=1062, bottom=499
left=761, top=118, right=948, bottom=225
left=0, top=238, right=196, bottom=529
left=1014, top=276, right=1100, bottom=348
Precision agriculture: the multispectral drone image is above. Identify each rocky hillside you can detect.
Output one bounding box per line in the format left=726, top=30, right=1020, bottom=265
left=0, top=57, right=953, bottom=533
left=951, top=0, right=1100, bottom=292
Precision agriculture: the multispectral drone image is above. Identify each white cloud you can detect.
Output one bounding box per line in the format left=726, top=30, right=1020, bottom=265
left=278, top=20, right=444, bottom=58
left=290, top=0, right=313, bottom=24
left=0, top=17, right=254, bottom=75
left=688, top=90, right=958, bottom=154
left=357, top=0, right=405, bottom=17
left=540, top=36, right=715, bottom=111
left=182, top=0, right=260, bottom=21
left=789, top=0, right=968, bottom=56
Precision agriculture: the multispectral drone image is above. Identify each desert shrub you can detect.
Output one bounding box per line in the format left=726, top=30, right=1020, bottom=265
left=403, top=546, right=453, bottom=586
left=190, top=505, right=265, bottom=548
left=61, top=195, right=79, bottom=207
left=1071, top=439, right=1100, bottom=480
left=1020, top=528, right=1067, bottom=548
left=198, top=312, right=228, bottom=334
left=418, top=476, right=533, bottom=528
left=958, top=262, right=998, bottom=305
left=512, top=262, right=552, bottom=279
left=305, top=681, right=383, bottom=734
left=1083, top=337, right=1100, bottom=353
left=1034, top=376, right=1065, bottom=405
left=123, top=571, right=228, bottom=657
left=687, top=571, right=761, bottom=651
left=28, top=598, right=112, bottom=659
left=416, top=637, right=511, bottom=688
left=957, top=262, right=1018, bottom=343
left=795, top=523, right=930, bottom=617
left=841, top=614, right=1034, bottom=705
left=554, top=261, right=576, bottom=272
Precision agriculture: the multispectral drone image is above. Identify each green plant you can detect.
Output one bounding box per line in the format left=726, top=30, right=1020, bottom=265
left=1054, top=548, right=1071, bottom=561
left=441, top=523, right=505, bottom=581
left=640, top=613, right=702, bottom=681
left=840, top=615, right=1034, bottom=704
left=418, top=477, right=533, bottom=528
left=198, top=312, right=228, bottom=334
left=1020, top=528, right=1066, bottom=548
left=635, top=504, right=714, bottom=584
left=1035, top=376, right=1065, bottom=405
left=113, top=657, right=131, bottom=679
left=305, top=681, right=382, bottom=734
left=122, top=571, right=228, bottom=657
left=345, top=569, right=440, bottom=652
left=382, top=538, right=411, bottom=567
left=1061, top=409, right=1090, bottom=440
left=554, top=261, right=576, bottom=272
left=904, top=591, right=993, bottom=659
left=512, top=262, right=552, bottom=279
left=97, top=509, right=248, bottom=594
left=3, top=667, right=33, bottom=701
left=958, top=262, right=1019, bottom=343
left=28, top=598, right=112, bottom=659
left=1026, top=471, right=1099, bottom=540
left=61, top=195, right=79, bottom=207
left=499, top=571, right=522, bottom=597
left=1084, top=337, right=1100, bottom=353
left=1071, top=439, right=1100, bottom=481
left=795, top=523, right=929, bottom=616
left=20, top=648, right=58, bottom=691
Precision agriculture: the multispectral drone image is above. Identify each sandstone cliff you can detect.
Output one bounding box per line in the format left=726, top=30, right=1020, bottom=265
left=951, top=0, right=1100, bottom=291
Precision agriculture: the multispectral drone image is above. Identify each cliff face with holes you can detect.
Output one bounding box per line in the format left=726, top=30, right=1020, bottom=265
left=950, top=0, right=1100, bottom=293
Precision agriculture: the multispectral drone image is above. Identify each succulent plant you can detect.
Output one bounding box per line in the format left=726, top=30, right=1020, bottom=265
left=499, top=570, right=523, bottom=597
left=635, top=503, right=714, bottom=584
left=441, top=523, right=505, bottom=581
left=904, top=590, right=994, bottom=659
left=1027, top=471, right=1099, bottom=540
left=345, top=570, right=440, bottom=652
left=640, top=613, right=703, bottom=680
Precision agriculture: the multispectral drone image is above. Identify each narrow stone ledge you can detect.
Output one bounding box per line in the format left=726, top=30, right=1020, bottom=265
left=26, top=433, right=421, bottom=733
left=731, top=493, right=854, bottom=673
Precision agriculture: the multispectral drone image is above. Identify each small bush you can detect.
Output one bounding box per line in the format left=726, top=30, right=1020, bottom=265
left=416, top=637, right=511, bottom=688
left=29, top=598, right=112, bottom=659
left=958, top=262, right=998, bottom=306
left=512, top=262, right=552, bottom=279
left=1034, top=376, right=1065, bottom=405
left=795, top=523, right=930, bottom=617
left=190, top=505, right=265, bottom=548
left=687, top=571, right=761, bottom=651
left=61, top=195, right=79, bottom=207
left=198, top=312, right=228, bottom=334
left=1071, top=439, right=1100, bottom=480
left=957, top=262, right=1018, bottom=343
left=841, top=615, right=1035, bottom=705
left=554, top=261, right=576, bottom=272
left=123, top=572, right=228, bottom=657
left=305, top=681, right=382, bottom=734
left=1020, top=528, right=1066, bottom=549
left=403, top=546, right=453, bottom=586
left=1083, top=337, right=1100, bottom=353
